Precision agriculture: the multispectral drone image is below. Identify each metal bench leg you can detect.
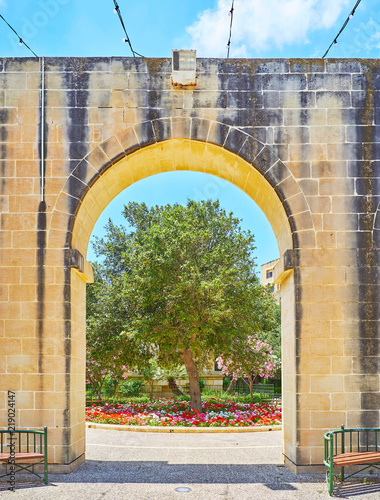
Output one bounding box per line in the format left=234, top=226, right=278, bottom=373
left=329, top=464, right=334, bottom=496
left=44, top=426, right=48, bottom=484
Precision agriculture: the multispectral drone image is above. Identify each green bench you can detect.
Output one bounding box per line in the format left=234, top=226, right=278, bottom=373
left=324, top=425, right=380, bottom=496
left=0, top=427, right=48, bottom=486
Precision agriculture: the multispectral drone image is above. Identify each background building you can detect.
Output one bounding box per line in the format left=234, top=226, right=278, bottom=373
left=261, top=258, right=281, bottom=303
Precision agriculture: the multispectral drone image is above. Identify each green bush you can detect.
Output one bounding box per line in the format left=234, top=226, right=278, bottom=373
left=199, top=379, right=206, bottom=392
left=183, top=378, right=206, bottom=394
left=107, top=396, right=150, bottom=405
left=178, top=395, right=191, bottom=402
left=102, top=376, right=118, bottom=397
left=119, top=380, right=144, bottom=397
left=201, top=392, right=263, bottom=404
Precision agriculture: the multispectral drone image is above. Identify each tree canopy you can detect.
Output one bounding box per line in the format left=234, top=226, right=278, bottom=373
left=87, top=200, right=280, bottom=411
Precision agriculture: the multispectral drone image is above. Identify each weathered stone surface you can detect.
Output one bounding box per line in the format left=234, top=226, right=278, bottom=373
left=1, top=57, right=380, bottom=473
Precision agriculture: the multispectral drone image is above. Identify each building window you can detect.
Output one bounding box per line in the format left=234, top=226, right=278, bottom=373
left=266, top=270, right=273, bottom=279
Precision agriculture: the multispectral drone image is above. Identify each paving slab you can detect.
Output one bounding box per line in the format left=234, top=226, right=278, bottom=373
left=1, top=428, right=380, bottom=499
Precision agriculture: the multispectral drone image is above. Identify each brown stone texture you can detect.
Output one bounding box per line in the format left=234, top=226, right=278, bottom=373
left=0, top=57, right=379, bottom=471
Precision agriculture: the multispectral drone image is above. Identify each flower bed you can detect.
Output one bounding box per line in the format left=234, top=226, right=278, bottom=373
left=86, top=398, right=281, bottom=427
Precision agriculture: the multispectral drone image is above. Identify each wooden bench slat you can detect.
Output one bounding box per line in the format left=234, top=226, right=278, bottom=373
left=333, top=451, right=380, bottom=467
left=0, top=452, right=44, bottom=462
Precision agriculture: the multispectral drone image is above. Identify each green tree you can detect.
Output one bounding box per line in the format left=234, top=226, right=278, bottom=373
left=86, top=263, right=151, bottom=398
left=90, top=200, right=277, bottom=411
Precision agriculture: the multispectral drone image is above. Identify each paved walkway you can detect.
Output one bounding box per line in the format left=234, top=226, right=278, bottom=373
left=1, top=428, right=380, bottom=499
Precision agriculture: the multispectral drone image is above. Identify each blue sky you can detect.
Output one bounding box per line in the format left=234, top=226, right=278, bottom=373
left=1, top=0, right=379, bottom=59
left=1, top=0, right=379, bottom=268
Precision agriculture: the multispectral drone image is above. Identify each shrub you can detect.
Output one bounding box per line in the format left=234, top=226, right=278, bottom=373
left=107, top=396, right=150, bottom=405
left=119, top=380, right=144, bottom=398
left=184, top=378, right=206, bottom=394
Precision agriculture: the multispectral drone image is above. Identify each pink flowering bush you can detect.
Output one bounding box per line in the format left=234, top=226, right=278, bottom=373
left=86, top=355, right=128, bottom=399
left=217, top=335, right=277, bottom=402
left=86, top=398, right=281, bottom=427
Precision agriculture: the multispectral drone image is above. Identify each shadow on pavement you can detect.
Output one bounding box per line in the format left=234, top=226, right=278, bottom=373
left=0, top=461, right=324, bottom=491
left=332, top=478, right=380, bottom=498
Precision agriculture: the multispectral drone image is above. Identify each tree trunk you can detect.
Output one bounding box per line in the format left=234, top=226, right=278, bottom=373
left=148, top=380, right=154, bottom=399
left=248, top=376, right=254, bottom=403
left=180, top=348, right=202, bottom=412
left=96, top=383, right=102, bottom=401
left=168, top=377, right=185, bottom=397
left=226, top=378, right=237, bottom=394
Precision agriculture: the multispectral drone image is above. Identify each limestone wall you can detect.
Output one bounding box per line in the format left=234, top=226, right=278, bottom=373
left=0, top=57, right=379, bottom=472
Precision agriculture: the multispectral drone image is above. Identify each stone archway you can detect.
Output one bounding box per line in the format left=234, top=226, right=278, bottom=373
left=47, top=117, right=312, bottom=471
left=3, top=56, right=379, bottom=475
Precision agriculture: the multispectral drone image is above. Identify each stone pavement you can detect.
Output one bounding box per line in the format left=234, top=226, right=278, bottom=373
left=1, top=428, right=380, bottom=499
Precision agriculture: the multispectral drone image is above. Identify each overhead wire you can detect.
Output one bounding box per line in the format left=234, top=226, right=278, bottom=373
left=112, top=0, right=143, bottom=57
left=322, top=0, right=362, bottom=58
left=0, top=14, right=38, bottom=57
left=226, top=0, right=235, bottom=59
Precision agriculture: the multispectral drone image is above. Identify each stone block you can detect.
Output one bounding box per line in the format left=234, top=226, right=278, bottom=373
left=262, top=73, right=307, bottom=91
left=289, top=144, right=326, bottom=162
left=310, top=126, right=346, bottom=145
left=361, top=393, right=380, bottom=410
left=281, top=91, right=316, bottom=108
left=284, top=192, right=309, bottom=214
left=299, top=429, right=330, bottom=447
left=115, top=126, right=140, bottom=153
left=308, top=74, right=352, bottom=91
left=310, top=411, right=346, bottom=428
left=326, top=61, right=361, bottom=73
left=285, top=161, right=311, bottom=179
left=0, top=73, right=27, bottom=89
left=323, top=214, right=358, bottom=231
left=274, top=126, right=310, bottom=144
left=7, top=355, right=38, bottom=374
left=331, top=357, right=353, bottom=375
left=189, top=118, right=210, bottom=142
left=316, top=91, right=351, bottom=108
left=194, top=90, right=227, bottom=108
left=88, top=107, right=123, bottom=125
left=344, top=375, right=379, bottom=392
left=21, top=374, right=55, bottom=392
left=99, top=135, right=125, bottom=163
left=347, top=411, right=379, bottom=428
left=311, top=375, right=344, bottom=393
left=1, top=374, right=21, bottom=391
left=319, top=178, right=355, bottom=195
left=263, top=91, right=280, bottom=108
left=18, top=410, right=55, bottom=429
left=171, top=117, right=191, bottom=140
left=299, top=357, right=331, bottom=375
left=298, top=393, right=331, bottom=411
left=298, top=179, right=318, bottom=196
left=134, top=120, right=157, bottom=146
left=0, top=338, right=21, bottom=355
left=223, top=128, right=248, bottom=154
left=218, top=73, right=262, bottom=92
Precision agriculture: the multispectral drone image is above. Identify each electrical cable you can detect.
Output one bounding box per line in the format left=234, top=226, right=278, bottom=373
left=226, top=0, right=235, bottom=59
left=0, top=14, right=38, bottom=57
left=322, top=0, right=362, bottom=58
left=112, top=0, right=143, bottom=57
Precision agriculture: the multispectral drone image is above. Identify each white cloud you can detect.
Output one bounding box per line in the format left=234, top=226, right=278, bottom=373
left=186, top=0, right=350, bottom=57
